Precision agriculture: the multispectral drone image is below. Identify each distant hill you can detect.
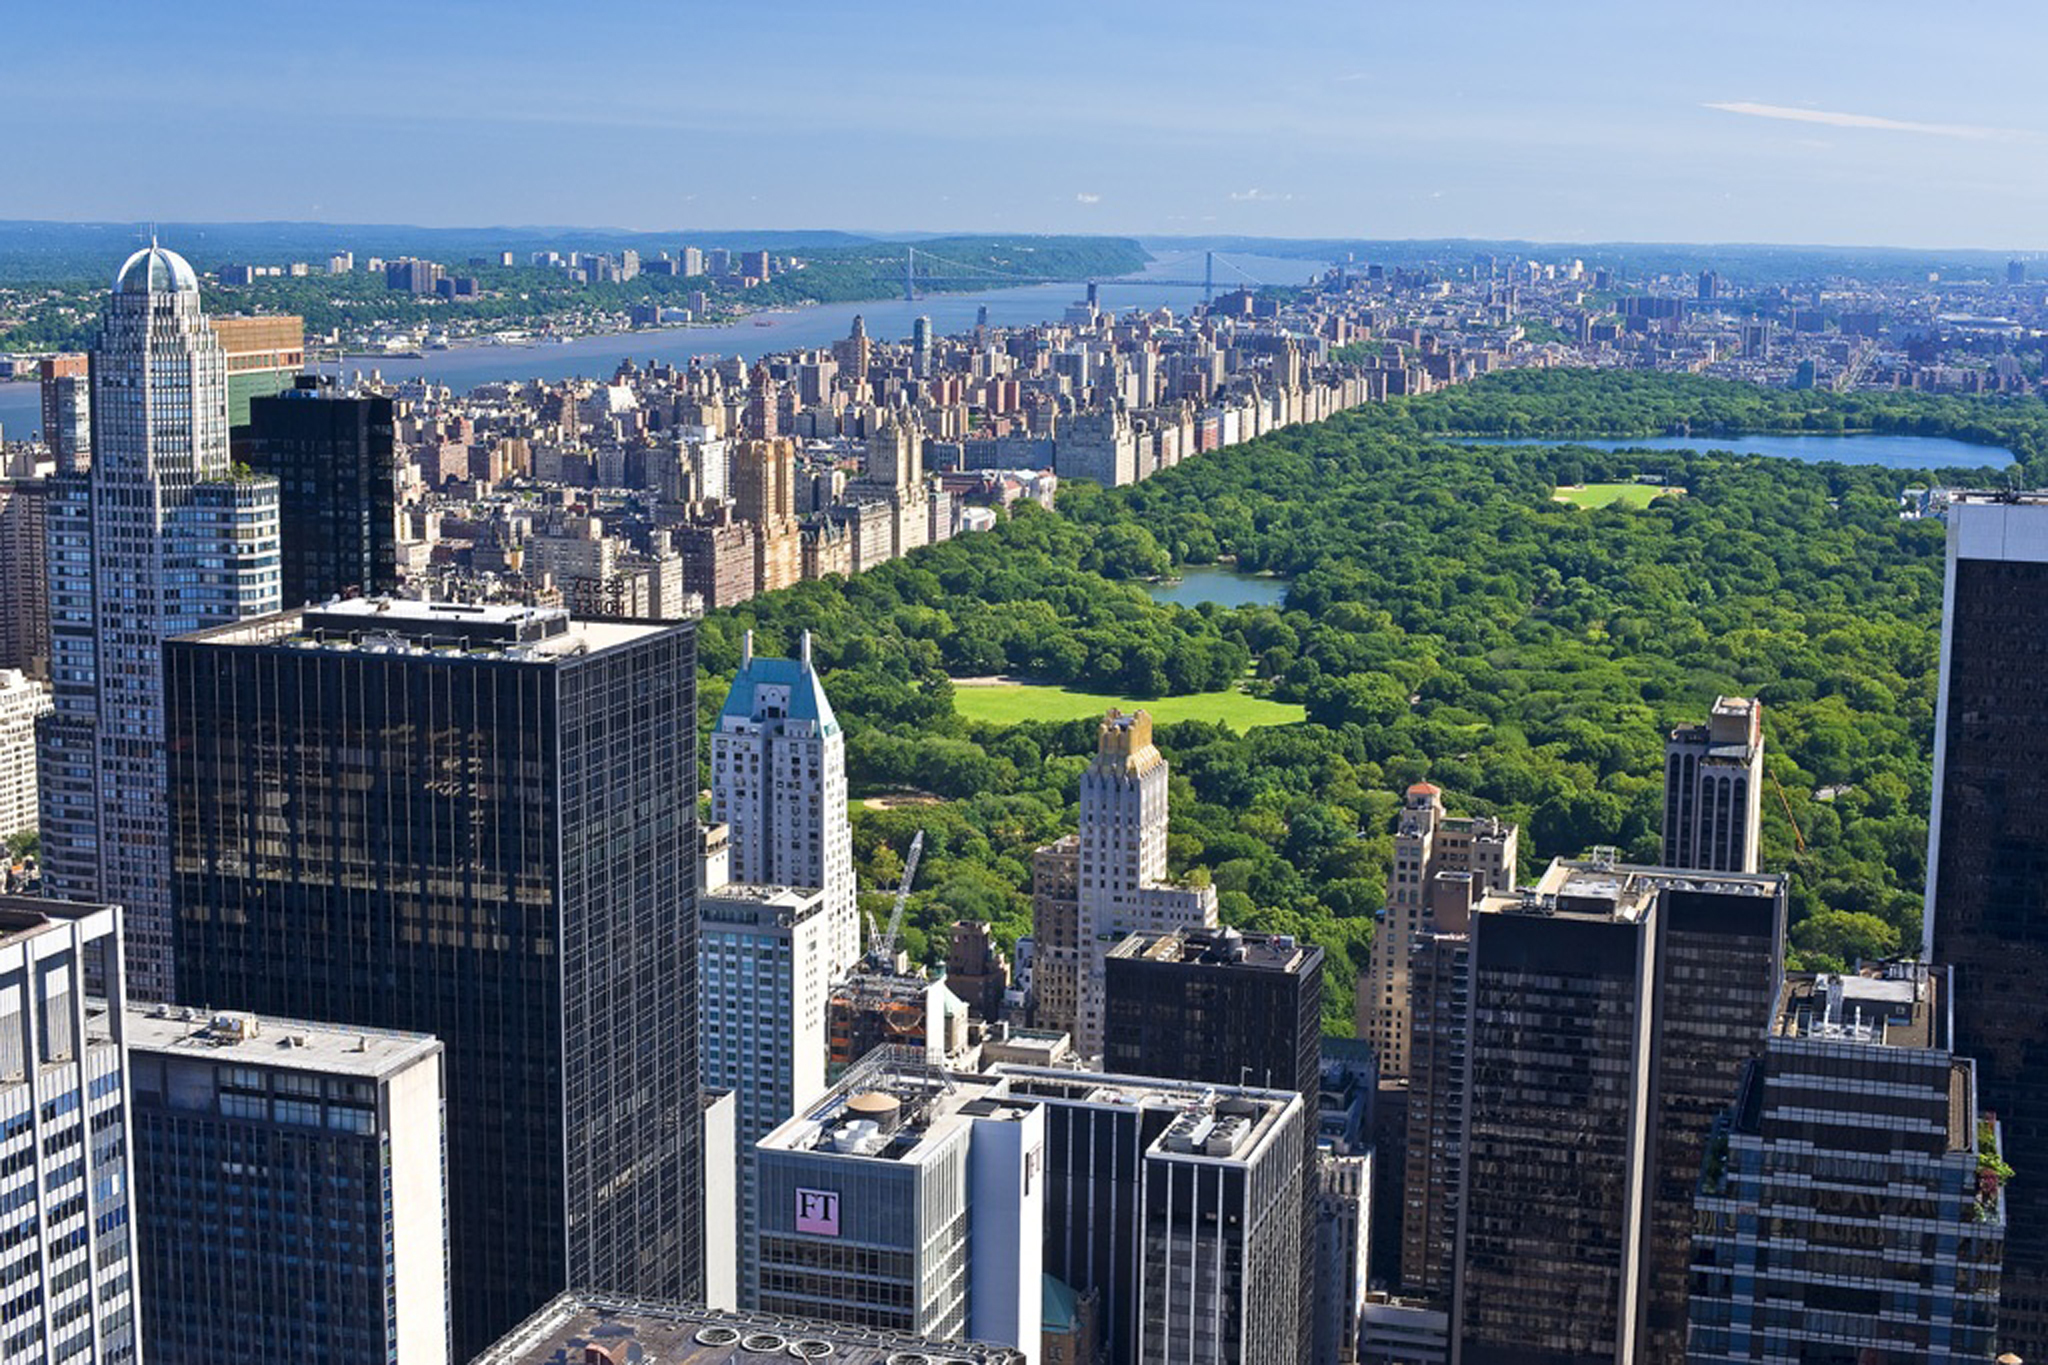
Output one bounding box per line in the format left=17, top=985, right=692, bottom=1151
left=0, top=221, right=881, bottom=284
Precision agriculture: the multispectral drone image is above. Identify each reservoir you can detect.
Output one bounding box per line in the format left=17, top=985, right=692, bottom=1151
left=1145, top=566, right=1290, bottom=610
left=1455, top=432, right=2013, bottom=469
left=0, top=250, right=1320, bottom=436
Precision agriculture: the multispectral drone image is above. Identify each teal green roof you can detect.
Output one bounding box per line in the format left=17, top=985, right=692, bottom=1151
left=1042, top=1274, right=1080, bottom=1332
left=719, top=638, right=838, bottom=735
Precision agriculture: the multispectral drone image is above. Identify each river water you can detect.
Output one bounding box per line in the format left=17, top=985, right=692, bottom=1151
left=0, top=250, right=1321, bottom=434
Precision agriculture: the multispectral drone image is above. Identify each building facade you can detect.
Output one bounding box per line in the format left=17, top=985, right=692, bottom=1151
left=1924, top=491, right=2048, bottom=1352
left=0, top=671, right=50, bottom=838
left=699, top=882, right=838, bottom=1309
left=166, top=599, right=701, bottom=1359
left=243, top=377, right=400, bottom=606
left=1688, top=964, right=2003, bottom=1363
left=1661, top=697, right=1764, bottom=874
left=0, top=897, right=138, bottom=1364
left=1359, top=783, right=1517, bottom=1081
left=0, top=474, right=49, bottom=676
left=37, top=245, right=282, bottom=1002
left=127, top=1007, right=449, bottom=1365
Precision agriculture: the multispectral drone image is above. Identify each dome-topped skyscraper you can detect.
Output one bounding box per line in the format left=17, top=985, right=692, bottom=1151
left=37, top=241, right=281, bottom=1001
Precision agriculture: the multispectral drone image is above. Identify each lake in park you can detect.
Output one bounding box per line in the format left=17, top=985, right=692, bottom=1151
left=1145, top=566, right=1290, bottom=609
left=1457, top=432, right=2012, bottom=469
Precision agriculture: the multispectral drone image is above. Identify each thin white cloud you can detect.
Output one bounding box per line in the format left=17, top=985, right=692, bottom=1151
left=1074, top=192, right=1101, bottom=204
left=1229, top=188, right=1293, bottom=202
left=1704, top=101, right=2023, bottom=141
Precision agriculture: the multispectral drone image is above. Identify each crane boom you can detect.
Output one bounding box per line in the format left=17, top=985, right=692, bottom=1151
left=871, top=830, right=924, bottom=967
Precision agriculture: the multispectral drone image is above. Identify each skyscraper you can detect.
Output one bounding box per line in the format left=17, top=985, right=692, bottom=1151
left=1661, top=696, right=1764, bottom=874
left=38, top=353, right=89, bottom=473
left=1359, top=782, right=1517, bottom=1080
left=1037, top=710, right=1217, bottom=1059
left=1925, top=491, right=2048, bottom=1352
left=0, top=896, right=139, bottom=1364
left=0, top=468, right=50, bottom=676
left=1688, top=963, right=2003, bottom=1363
left=709, top=630, right=858, bottom=965
left=998, top=1064, right=1309, bottom=1365
left=243, top=376, right=400, bottom=605
left=166, top=598, right=701, bottom=1359
left=127, top=1007, right=450, bottom=1365
left=1450, top=855, right=1783, bottom=1364
left=1102, top=926, right=1322, bottom=1362
left=38, top=244, right=282, bottom=1002
left=0, top=670, right=51, bottom=839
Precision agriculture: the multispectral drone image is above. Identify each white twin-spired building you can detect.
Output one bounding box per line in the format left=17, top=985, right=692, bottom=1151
left=36, top=245, right=281, bottom=1001
left=700, top=630, right=864, bottom=1306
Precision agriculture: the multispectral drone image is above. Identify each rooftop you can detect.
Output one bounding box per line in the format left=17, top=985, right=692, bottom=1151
left=720, top=630, right=838, bottom=734
left=125, top=1006, right=442, bottom=1081
left=761, top=1050, right=1032, bottom=1165
left=1490, top=854, right=1783, bottom=923
left=991, top=1064, right=1300, bottom=1166
left=1774, top=961, right=1947, bottom=1053
left=177, top=598, right=672, bottom=660
left=476, top=1291, right=1025, bottom=1365
left=1107, top=926, right=1320, bottom=974
left=701, top=883, right=829, bottom=927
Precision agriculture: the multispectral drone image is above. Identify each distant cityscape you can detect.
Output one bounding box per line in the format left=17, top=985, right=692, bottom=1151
left=0, top=230, right=2037, bottom=1365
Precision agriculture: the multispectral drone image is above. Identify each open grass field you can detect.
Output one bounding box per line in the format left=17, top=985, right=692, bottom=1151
left=1552, top=482, right=1685, bottom=509
left=951, top=681, right=1305, bottom=730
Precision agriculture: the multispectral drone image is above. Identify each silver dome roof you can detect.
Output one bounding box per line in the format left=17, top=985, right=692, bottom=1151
left=114, top=244, right=201, bottom=296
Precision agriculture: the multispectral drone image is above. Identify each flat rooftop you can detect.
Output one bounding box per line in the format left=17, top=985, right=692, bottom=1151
left=991, top=1064, right=1299, bottom=1166
left=1490, top=856, right=1782, bottom=923
left=701, top=883, right=828, bottom=927
left=761, top=1050, right=1032, bottom=1165
left=125, top=1006, right=442, bottom=1081
left=477, top=1291, right=1026, bottom=1365
left=1774, top=962, right=1947, bottom=1053
left=176, top=597, right=672, bottom=659
left=1107, top=926, right=1319, bottom=974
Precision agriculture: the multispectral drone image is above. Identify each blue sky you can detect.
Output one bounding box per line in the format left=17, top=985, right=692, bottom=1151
left=13, top=0, right=2048, bottom=247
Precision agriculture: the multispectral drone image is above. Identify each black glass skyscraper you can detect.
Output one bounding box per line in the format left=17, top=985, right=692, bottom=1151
left=243, top=378, right=399, bottom=606
left=166, top=599, right=700, bottom=1359
left=1926, top=492, right=2048, bottom=1353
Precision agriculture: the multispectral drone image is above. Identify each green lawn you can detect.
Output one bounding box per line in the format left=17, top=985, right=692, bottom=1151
left=952, top=682, right=1305, bottom=730
left=1553, top=482, right=1683, bottom=509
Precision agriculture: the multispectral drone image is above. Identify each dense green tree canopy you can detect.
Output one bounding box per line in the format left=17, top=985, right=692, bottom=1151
left=704, top=370, right=2029, bottom=1031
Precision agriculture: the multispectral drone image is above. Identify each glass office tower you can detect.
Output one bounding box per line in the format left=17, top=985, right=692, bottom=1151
left=166, top=598, right=700, bottom=1359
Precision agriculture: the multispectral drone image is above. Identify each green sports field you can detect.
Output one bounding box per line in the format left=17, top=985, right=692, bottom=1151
left=951, top=682, right=1305, bottom=730
left=1552, top=482, right=1684, bottom=508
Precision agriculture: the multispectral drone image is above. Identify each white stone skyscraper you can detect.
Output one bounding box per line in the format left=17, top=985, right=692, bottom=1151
left=37, top=245, right=281, bottom=1001
left=702, top=630, right=862, bottom=1306
left=1661, top=695, right=1764, bottom=874
left=709, top=629, right=858, bottom=962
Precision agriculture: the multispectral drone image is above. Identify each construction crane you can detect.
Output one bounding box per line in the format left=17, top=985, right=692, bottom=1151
left=1769, top=768, right=1807, bottom=854
left=867, top=830, right=924, bottom=970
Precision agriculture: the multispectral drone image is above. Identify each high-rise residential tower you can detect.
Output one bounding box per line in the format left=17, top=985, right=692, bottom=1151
left=38, top=353, right=90, bottom=473
left=166, top=598, right=701, bottom=1359
left=0, top=670, right=50, bottom=839
left=1925, top=491, right=2048, bottom=1352
left=37, top=244, right=282, bottom=1002
left=1660, top=696, right=1763, bottom=874
left=709, top=630, right=858, bottom=966
left=1035, top=710, right=1217, bottom=1059
left=1359, top=782, right=1517, bottom=1080
left=0, top=896, right=139, bottom=1364
left=127, top=1007, right=450, bottom=1365
left=243, top=376, right=400, bottom=605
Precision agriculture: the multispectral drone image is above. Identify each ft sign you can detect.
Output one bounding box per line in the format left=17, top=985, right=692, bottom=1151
left=796, top=1187, right=841, bottom=1237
